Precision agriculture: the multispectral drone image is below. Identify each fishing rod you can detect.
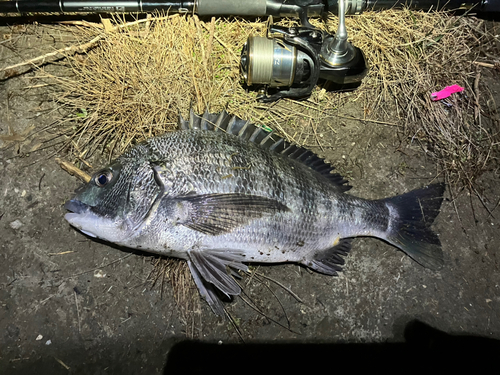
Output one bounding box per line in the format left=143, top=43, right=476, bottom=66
left=1, top=0, right=498, bottom=101
left=1, top=0, right=498, bottom=17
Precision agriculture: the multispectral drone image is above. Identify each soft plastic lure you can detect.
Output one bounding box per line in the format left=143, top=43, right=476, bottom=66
left=431, top=85, right=464, bottom=101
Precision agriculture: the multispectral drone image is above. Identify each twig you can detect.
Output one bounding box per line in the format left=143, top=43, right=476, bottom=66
left=101, top=18, right=114, bottom=33
left=160, top=262, right=167, bottom=300
left=491, top=197, right=500, bottom=216
left=311, top=119, right=325, bottom=152
left=237, top=288, right=300, bottom=334
left=55, top=158, right=91, bottom=183
left=471, top=182, right=495, bottom=219
left=40, top=294, right=55, bottom=304
left=253, top=271, right=304, bottom=303
left=58, top=20, right=104, bottom=29
left=245, top=265, right=260, bottom=286
left=145, top=14, right=152, bottom=33
left=224, top=309, right=245, bottom=342
left=206, top=17, right=216, bottom=60
left=252, top=273, right=291, bottom=329
left=335, top=114, right=400, bottom=127
left=0, top=15, right=174, bottom=75
left=67, top=253, right=134, bottom=279
left=193, top=16, right=207, bottom=69
left=48, top=251, right=75, bottom=256
left=473, top=70, right=481, bottom=121
left=0, top=34, right=103, bottom=73
left=38, top=173, right=45, bottom=190
left=472, top=61, right=500, bottom=70
left=74, top=290, right=82, bottom=334
left=54, top=357, right=71, bottom=371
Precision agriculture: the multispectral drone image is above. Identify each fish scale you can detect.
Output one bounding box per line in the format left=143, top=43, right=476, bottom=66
left=65, top=110, right=445, bottom=316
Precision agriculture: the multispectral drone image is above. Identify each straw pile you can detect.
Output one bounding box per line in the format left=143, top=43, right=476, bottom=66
left=345, top=10, right=499, bottom=190
left=50, top=10, right=499, bottom=190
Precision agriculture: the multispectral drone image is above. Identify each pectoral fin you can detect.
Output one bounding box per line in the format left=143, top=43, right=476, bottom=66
left=187, top=249, right=248, bottom=316
left=178, top=193, right=289, bottom=235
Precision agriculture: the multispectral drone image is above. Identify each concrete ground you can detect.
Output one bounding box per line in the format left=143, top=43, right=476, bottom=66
left=1, top=18, right=499, bottom=374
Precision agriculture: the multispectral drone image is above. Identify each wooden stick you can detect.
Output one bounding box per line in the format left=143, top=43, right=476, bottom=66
left=472, top=61, right=500, bottom=70
left=55, top=158, right=91, bottom=183
left=0, top=34, right=103, bottom=73
left=0, top=15, right=173, bottom=74
left=335, top=114, right=400, bottom=127
left=474, top=70, right=481, bottom=121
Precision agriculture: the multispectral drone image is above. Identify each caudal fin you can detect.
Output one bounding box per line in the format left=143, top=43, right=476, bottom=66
left=383, top=183, right=445, bottom=270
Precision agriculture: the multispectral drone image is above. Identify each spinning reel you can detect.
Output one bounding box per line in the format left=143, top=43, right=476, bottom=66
left=240, top=0, right=368, bottom=101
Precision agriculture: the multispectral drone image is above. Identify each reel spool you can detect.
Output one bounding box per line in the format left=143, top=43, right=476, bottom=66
left=241, top=36, right=316, bottom=90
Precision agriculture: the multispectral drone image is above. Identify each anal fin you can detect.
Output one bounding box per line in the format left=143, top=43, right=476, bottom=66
left=305, top=239, right=352, bottom=276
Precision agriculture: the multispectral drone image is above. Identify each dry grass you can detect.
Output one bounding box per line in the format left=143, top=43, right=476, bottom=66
left=54, top=14, right=267, bottom=157
left=49, top=11, right=499, bottom=189
left=345, top=10, right=500, bottom=190
left=147, top=258, right=201, bottom=337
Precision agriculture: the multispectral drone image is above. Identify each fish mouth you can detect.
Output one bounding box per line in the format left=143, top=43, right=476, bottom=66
left=64, top=199, right=125, bottom=241
left=64, top=199, right=98, bottom=238
left=64, top=199, right=90, bottom=214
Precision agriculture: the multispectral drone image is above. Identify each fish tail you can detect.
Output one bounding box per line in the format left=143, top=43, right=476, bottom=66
left=382, top=183, right=445, bottom=270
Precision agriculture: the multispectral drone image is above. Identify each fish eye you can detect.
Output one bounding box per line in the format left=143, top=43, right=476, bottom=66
left=94, top=170, right=113, bottom=187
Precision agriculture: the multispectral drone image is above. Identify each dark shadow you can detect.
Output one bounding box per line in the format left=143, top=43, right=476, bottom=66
left=4, top=318, right=499, bottom=374
left=163, top=319, right=500, bottom=374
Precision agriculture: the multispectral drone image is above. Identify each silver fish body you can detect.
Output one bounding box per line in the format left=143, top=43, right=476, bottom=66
left=65, top=111, right=444, bottom=315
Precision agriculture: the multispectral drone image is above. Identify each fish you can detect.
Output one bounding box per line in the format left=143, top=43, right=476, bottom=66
left=64, top=110, right=445, bottom=316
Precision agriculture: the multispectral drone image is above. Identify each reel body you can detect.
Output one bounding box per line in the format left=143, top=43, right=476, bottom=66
left=241, top=25, right=368, bottom=102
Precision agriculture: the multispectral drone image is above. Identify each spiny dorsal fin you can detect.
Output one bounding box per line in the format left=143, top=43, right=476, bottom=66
left=200, top=109, right=212, bottom=130
left=178, top=110, right=351, bottom=191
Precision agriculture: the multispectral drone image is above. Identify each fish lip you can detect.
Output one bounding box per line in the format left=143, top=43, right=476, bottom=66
left=64, top=199, right=90, bottom=214
left=64, top=199, right=127, bottom=242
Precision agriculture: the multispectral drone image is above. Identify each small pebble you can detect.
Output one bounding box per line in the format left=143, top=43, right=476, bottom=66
left=10, top=220, right=23, bottom=230
left=94, top=269, right=106, bottom=278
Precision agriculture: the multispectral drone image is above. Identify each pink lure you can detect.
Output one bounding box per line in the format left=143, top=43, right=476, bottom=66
left=431, top=85, right=464, bottom=101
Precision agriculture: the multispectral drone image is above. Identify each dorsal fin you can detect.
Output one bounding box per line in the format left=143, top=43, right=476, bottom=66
left=179, top=111, right=190, bottom=130
left=200, top=109, right=217, bottom=130
left=269, top=138, right=285, bottom=152
left=237, top=120, right=251, bottom=138
left=189, top=109, right=197, bottom=129
left=178, top=110, right=351, bottom=191
left=214, top=111, right=230, bottom=132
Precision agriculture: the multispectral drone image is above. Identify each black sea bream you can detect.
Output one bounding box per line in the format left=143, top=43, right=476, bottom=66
left=65, top=111, right=445, bottom=315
